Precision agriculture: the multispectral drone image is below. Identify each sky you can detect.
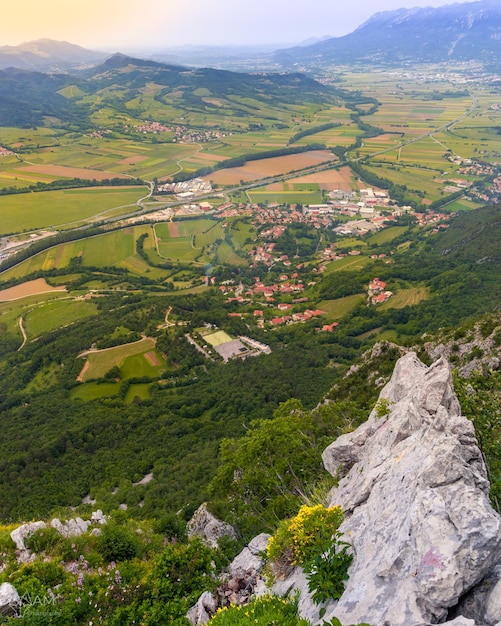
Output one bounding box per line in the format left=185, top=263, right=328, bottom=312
left=0, top=0, right=476, bottom=50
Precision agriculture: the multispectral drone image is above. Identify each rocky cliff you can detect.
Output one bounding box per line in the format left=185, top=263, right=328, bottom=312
left=308, top=352, right=501, bottom=625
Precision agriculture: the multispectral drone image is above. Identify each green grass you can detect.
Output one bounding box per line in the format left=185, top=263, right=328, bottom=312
left=366, top=226, right=409, bottom=245
left=70, top=382, right=120, bottom=401
left=216, top=241, right=248, bottom=266
left=324, top=255, right=371, bottom=274
left=0, top=187, right=146, bottom=235
left=120, top=350, right=166, bottom=378
left=0, top=225, right=153, bottom=280
left=380, top=287, right=430, bottom=309
left=83, top=339, right=155, bottom=382
left=441, top=197, right=483, bottom=212
left=125, top=384, right=152, bottom=403
left=317, top=294, right=365, bottom=320
left=24, top=300, right=97, bottom=338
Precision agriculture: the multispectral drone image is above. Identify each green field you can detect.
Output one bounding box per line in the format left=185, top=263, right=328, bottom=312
left=155, top=219, right=228, bottom=263
left=0, top=186, right=146, bottom=235
left=125, top=383, right=152, bottom=403
left=367, top=226, right=409, bottom=245
left=0, top=291, right=70, bottom=338
left=24, top=300, right=97, bottom=338
left=380, top=287, right=430, bottom=309
left=79, top=337, right=161, bottom=381
left=70, top=382, right=120, bottom=401
left=317, top=294, right=366, bottom=320
left=324, top=255, right=371, bottom=274
left=0, top=225, right=154, bottom=281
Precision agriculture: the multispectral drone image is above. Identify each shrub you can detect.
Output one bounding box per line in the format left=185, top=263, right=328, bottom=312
left=266, top=505, right=352, bottom=603
left=267, top=504, right=344, bottom=571
left=23, top=526, right=65, bottom=555
left=208, top=594, right=310, bottom=625
left=97, top=523, right=140, bottom=562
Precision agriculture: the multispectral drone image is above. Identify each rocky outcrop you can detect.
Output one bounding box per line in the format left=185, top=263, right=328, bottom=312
left=11, top=511, right=107, bottom=561
left=10, top=521, right=46, bottom=551
left=0, top=583, right=20, bottom=616
left=187, top=503, right=237, bottom=548
left=317, top=353, right=501, bottom=626
left=187, top=534, right=270, bottom=625
left=50, top=517, right=91, bottom=537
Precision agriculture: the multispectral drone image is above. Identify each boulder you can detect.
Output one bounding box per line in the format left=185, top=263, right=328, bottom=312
left=91, top=509, right=106, bottom=525
left=0, top=582, right=20, bottom=616
left=187, top=503, right=237, bottom=548
left=186, top=591, right=218, bottom=626
left=317, top=353, right=501, bottom=626
left=10, top=521, right=46, bottom=551
left=50, top=516, right=91, bottom=537
left=229, top=533, right=269, bottom=579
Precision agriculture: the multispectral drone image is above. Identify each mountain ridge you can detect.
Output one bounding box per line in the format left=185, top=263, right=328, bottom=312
left=274, top=0, right=501, bottom=68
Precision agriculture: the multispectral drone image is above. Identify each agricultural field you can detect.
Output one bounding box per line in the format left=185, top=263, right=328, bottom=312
left=248, top=187, right=323, bottom=205
left=324, top=255, right=371, bottom=274
left=203, top=150, right=336, bottom=185
left=0, top=225, right=154, bottom=281
left=0, top=290, right=72, bottom=346
left=154, top=219, right=227, bottom=263
left=0, top=186, right=147, bottom=235
left=78, top=337, right=165, bottom=382
left=317, top=294, right=366, bottom=320
left=0, top=277, right=66, bottom=301
left=361, top=163, right=445, bottom=202
left=285, top=165, right=357, bottom=191
left=380, top=287, right=430, bottom=309
left=366, top=226, right=409, bottom=246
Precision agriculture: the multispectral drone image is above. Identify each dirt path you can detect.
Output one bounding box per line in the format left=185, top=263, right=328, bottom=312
left=77, top=335, right=152, bottom=358
left=17, top=317, right=27, bottom=351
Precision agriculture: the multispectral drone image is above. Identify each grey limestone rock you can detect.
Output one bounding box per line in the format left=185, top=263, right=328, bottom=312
left=187, top=503, right=237, bottom=548
left=186, top=590, right=218, bottom=626
left=229, top=533, right=269, bottom=579
left=319, top=352, right=501, bottom=626
left=0, top=583, right=20, bottom=617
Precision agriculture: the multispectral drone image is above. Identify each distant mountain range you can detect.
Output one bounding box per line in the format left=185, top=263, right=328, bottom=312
left=0, top=39, right=107, bottom=70
left=274, top=0, right=501, bottom=68
left=1, top=1, right=499, bottom=78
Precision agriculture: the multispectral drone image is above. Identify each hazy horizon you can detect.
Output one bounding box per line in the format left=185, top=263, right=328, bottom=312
left=1, top=0, right=479, bottom=51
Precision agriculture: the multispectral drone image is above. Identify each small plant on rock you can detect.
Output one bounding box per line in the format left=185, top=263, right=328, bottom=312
left=266, top=504, right=352, bottom=603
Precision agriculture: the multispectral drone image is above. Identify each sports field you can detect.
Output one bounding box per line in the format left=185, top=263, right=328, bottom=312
left=202, top=330, right=234, bottom=347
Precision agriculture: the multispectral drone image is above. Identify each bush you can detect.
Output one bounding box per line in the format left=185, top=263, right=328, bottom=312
left=208, top=594, right=310, bottom=625
left=97, top=523, right=140, bottom=562
left=266, top=505, right=352, bottom=603
left=267, top=504, right=344, bottom=571
left=23, top=526, right=65, bottom=555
